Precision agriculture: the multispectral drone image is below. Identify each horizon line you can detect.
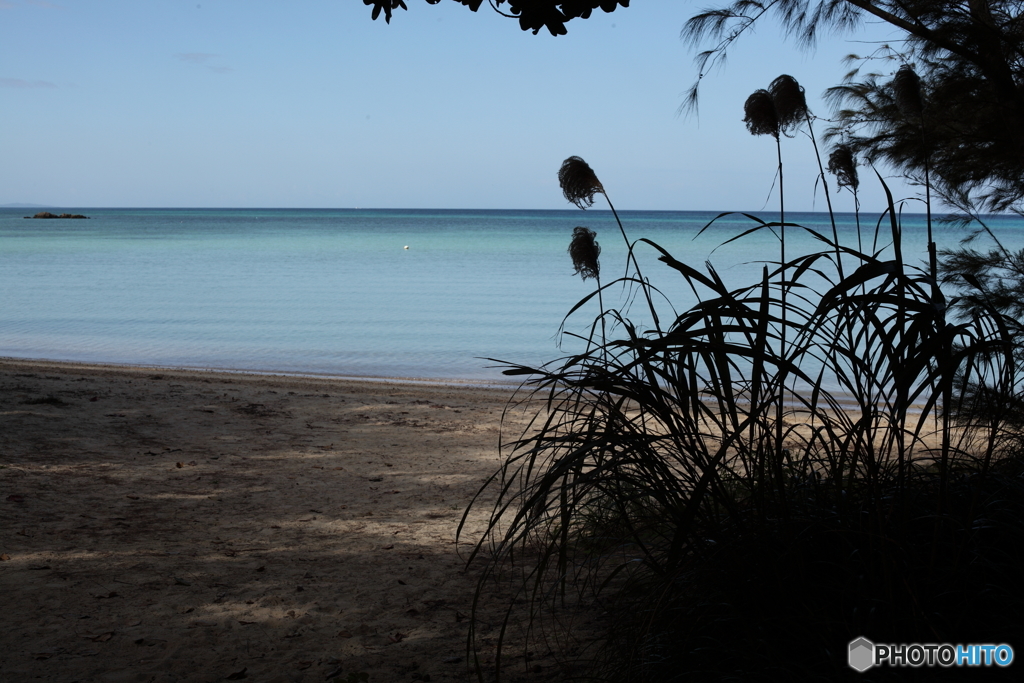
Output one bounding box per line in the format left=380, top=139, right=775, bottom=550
left=2, top=205, right=950, bottom=216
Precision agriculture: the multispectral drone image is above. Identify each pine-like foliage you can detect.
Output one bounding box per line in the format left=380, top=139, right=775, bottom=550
left=683, top=0, right=1024, bottom=212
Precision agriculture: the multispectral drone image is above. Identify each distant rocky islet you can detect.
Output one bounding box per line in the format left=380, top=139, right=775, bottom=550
left=25, top=211, right=90, bottom=219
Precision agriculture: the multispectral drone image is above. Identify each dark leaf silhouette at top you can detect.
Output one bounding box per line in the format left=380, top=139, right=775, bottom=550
left=365, top=0, right=628, bottom=35
left=363, top=0, right=411, bottom=24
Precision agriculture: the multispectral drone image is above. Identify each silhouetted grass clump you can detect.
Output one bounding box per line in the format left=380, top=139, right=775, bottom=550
left=461, top=75, right=1024, bottom=681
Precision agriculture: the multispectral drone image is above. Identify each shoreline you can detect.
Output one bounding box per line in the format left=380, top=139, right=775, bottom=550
left=0, top=356, right=525, bottom=391
left=1, top=357, right=931, bottom=420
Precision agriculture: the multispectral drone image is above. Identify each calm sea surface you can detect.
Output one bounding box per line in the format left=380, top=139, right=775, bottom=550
left=3, top=207, right=1023, bottom=383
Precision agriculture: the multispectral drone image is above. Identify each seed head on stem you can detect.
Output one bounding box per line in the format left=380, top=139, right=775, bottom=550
left=768, top=74, right=809, bottom=135
left=743, top=89, right=780, bottom=138
left=558, top=156, right=605, bottom=209
left=568, top=227, right=600, bottom=281
left=827, top=145, right=859, bottom=191
left=893, top=64, right=924, bottom=121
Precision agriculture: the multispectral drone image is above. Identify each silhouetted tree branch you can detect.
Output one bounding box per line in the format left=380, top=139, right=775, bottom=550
left=363, top=0, right=629, bottom=35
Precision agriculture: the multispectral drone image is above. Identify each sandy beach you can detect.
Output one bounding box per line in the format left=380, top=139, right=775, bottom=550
left=0, top=359, right=570, bottom=683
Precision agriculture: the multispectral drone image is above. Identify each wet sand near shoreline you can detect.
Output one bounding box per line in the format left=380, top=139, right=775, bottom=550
left=0, top=359, right=575, bottom=683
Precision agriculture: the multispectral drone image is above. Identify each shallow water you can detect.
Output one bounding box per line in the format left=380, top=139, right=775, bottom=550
left=2, top=207, right=1021, bottom=383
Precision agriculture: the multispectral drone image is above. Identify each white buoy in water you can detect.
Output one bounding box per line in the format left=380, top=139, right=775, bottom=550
left=404, top=245, right=409, bottom=250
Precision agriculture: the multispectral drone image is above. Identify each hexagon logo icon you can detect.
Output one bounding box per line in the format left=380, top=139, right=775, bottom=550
left=849, top=637, right=875, bottom=672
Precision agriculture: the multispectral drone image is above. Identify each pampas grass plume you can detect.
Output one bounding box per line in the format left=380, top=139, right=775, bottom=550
left=558, top=157, right=605, bottom=209
left=893, top=64, right=924, bottom=120
left=769, top=74, right=809, bottom=134
left=828, top=144, right=859, bottom=191
left=569, top=227, right=600, bottom=280
left=743, top=89, right=780, bottom=138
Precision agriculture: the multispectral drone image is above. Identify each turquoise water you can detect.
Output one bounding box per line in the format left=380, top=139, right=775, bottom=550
left=2, top=207, right=1022, bottom=382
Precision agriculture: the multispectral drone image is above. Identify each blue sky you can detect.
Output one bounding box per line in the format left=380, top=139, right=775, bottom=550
left=1, top=0, right=916, bottom=211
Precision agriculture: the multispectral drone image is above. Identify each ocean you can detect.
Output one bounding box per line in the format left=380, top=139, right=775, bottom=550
left=2, top=207, right=1022, bottom=384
